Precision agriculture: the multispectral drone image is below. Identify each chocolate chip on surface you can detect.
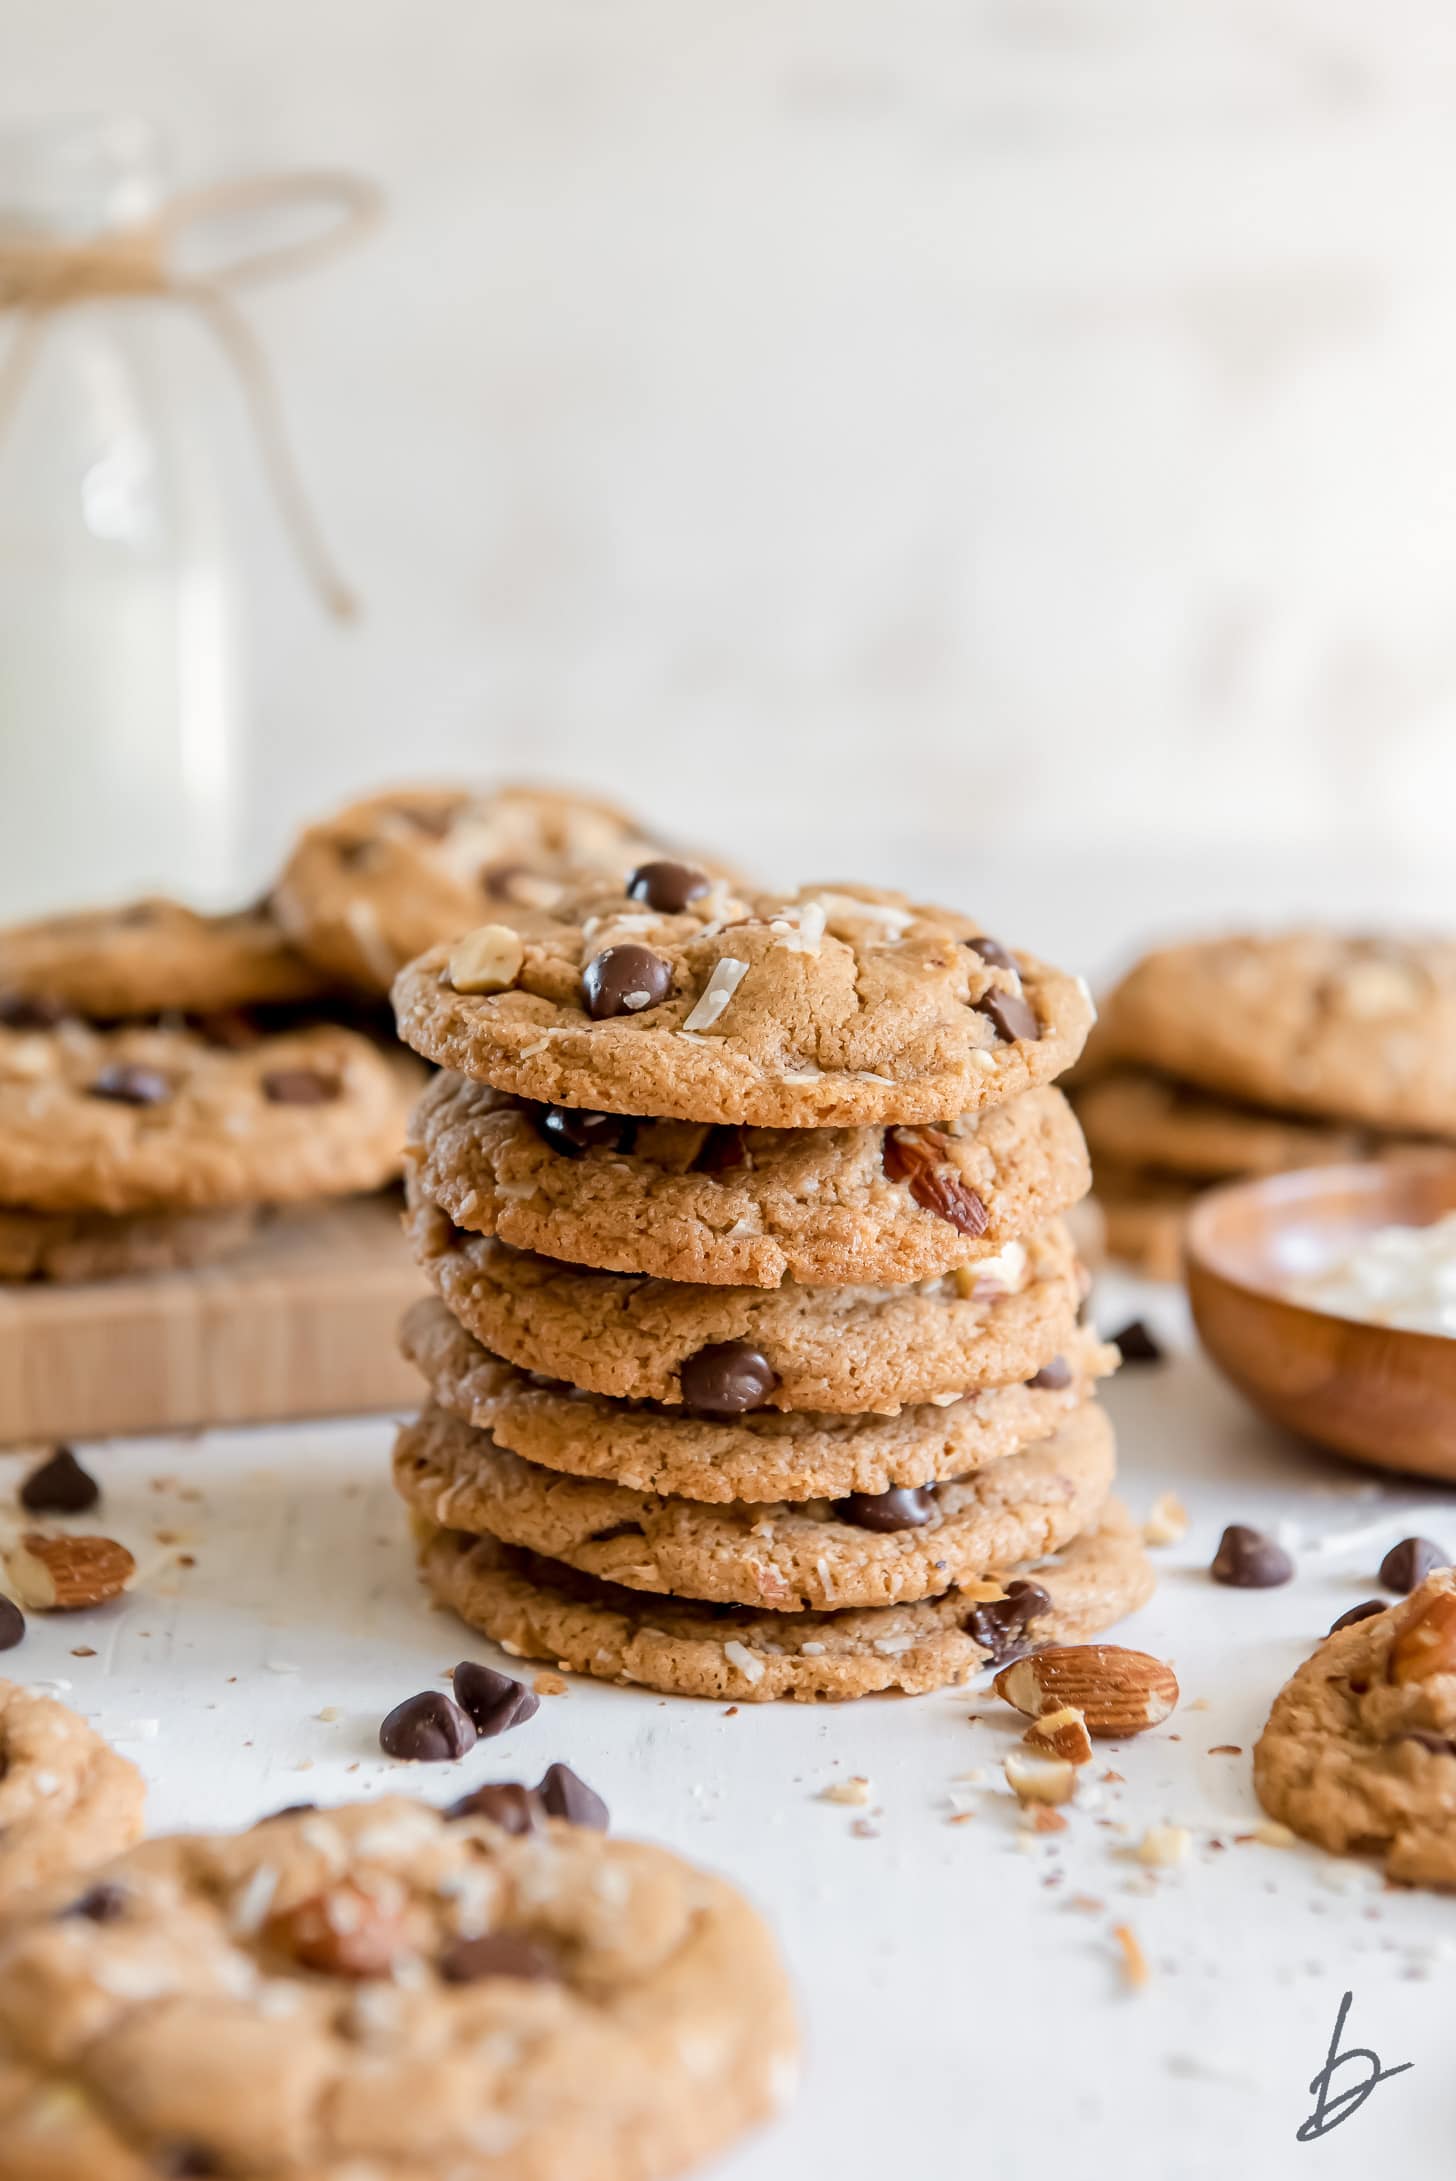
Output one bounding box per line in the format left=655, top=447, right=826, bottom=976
left=261, top=1068, right=341, bottom=1106
left=64, top=1882, right=128, bottom=1923
left=964, top=1578, right=1052, bottom=1665
left=627, top=860, right=710, bottom=914
left=19, top=1446, right=99, bottom=1514
left=452, top=1660, right=540, bottom=1738
left=1028, top=1355, right=1072, bottom=1391
left=1112, top=1319, right=1163, bottom=1365
left=532, top=1104, right=636, bottom=1158
left=537, top=1760, right=609, bottom=1831
left=837, top=1485, right=936, bottom=1532
left=580, top=943, right=672, bottom=1020
left=679, top=1340, right=778, bottom=1417
left=378, top=1689, right=477, bottom=1761
left=1329, top=1599, right=1387, bottom=1634
left=1379, top=1537, right=1450, bottom=1593
left=87, top=1063, right=170, bottom=1106
left=974, top=987, right=1041, bottom=1042
left=438, top=1931, right=558, bottom=1984
left=0, top=1596, right=23, bottom=1650
left=446, top=1780, right=545, bottom=1833
left=1210, top=1524, right=1295, bottom=1589
left=966, top=935, right=1017, bottom=972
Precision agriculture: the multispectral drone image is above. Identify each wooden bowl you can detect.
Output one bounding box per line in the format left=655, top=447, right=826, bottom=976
left=1185, top=1155, right=1456, bottom=1480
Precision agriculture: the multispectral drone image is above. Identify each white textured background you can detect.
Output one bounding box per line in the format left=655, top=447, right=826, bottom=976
left=7, top=0, right=1456, bottom=953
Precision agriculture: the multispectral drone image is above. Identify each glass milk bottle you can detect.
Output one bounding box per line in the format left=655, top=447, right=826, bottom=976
left=0, top=115, right=243, bottom=919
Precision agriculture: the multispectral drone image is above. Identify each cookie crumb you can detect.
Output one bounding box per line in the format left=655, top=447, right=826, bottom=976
left=1142, top=1492, right=1189, bottom=1547
left=1136, top=1824, right=1190, bottom=1868
left=819, top=1776, right=872, bottom=1807
left=533, top=1672, right=568, bottom=1698
left=1111, top=1922, right=1151, bottom=1990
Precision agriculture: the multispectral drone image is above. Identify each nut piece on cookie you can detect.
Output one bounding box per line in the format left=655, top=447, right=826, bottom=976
left=448, top=923, right=525, bottom=995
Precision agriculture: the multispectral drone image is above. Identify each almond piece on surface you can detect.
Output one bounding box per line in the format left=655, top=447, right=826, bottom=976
left=3, top=1532, right=136, bottom=1611
left=1004, top=1747, right=1077, bottom=1805
left=1023, top=1703, right=1094, bottom=1766
left=994, top=1644, right=1178, bottom=1738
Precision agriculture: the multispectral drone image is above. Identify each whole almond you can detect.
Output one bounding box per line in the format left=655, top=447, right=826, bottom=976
left=994, top=1644, right=1178, bottom=1737
left=3, top=1532, right=136, bottom=1611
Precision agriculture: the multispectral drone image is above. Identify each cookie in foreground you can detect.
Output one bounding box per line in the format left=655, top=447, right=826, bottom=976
left=0, top=1681, right=145, bottom=1912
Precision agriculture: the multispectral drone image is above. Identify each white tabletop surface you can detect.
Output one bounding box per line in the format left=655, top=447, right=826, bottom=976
left=6, top=1270, right=1451, bottom=2181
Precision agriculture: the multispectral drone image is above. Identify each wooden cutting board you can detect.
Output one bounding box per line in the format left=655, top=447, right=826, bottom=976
left=0, top=1195, right=426, bottom=1446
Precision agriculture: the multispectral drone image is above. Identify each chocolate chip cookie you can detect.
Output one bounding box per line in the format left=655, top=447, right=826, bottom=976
left=0, top=898, right=323, bottom=1019
left=275, top=781, right=727, bottom=993
left=1076, top=1067, right=1371, bottom=1182
left=0, top=1682, right=145, bottom=1911
left=1254, top=1573, right=1456, bottom=1887
left=407, top=1185, right=1088, bottom=1414
left=401, top=1295, right=1115, bottom=1502
left=407, top=1069, right=1090, bottom=1287
left=1095, top=932, right=1456, bottom=1136
left=0, top=1202, right=260, bottom=1283
left=392, top=880, right=1094, bottom=1128
left=0, top=1795, right=798, bottom=2178
left=418, top=1506, right=1155, bottom=1701
left=395, top=1397, right=1115, bottom=1612
left=0, top=1020, right=421, bottom=1213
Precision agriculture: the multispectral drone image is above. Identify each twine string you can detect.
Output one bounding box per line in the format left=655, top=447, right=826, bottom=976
left=0, top=170, right=383, bottom=619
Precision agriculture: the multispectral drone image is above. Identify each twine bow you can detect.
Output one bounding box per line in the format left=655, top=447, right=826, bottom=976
left=0, top=171, right=384, bottom=619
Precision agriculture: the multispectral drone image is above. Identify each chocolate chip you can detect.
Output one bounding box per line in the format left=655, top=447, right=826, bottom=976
left=537, top=1761, right=609, bottom=1830
left=438, top=1931, right=558, bottom=1984
left=532, top=1104, right=636, bottom=1158
left=1393, top=1729, right=1456, bottom=1757
left=378, top=1690, right=477, bottom=1761
left=580, top=943, right=672, bottom=1020
left=0, top=1596, right=23, bottom=1651
left=966, top=935, right=1017, bottom=972
left=1028, top=1356, right=1072, bottom=1391
left=64, top=1882, right=128, bottom=1923
left=481, top=861, right=530, bottom=900
left=1112, top=1319, right=1163, bottom=1365
left=964, top=1578, right=1052, bottom=1665
left=836, top=1485, right=936, bottom=1532
left=1379, top=1537, right=1450, bottom=1593
left=157, top=2146, right=221, bottom=2177
left=446, top=1781, right=545, bottom=1833
left=1329, top=1599, right=1386, bottom=1634
left=19, top=1446, right=99, bottom=1514
left=452, top=1661, right=540, bottom=1738
left=974, top=987, right=1040, bottom=1042
left=694, top=1124, right=748, bottom=1174
left=679, top=1340, right=778, bottom=1417
left=87, top=1063, right=171, bottom=1106
left=0, top=991, right=67, bottom=1028
left=193, top=1010, right=262, bottom=1051
left=1210, top=1525, right=1295, bottom=1589
left=261, top=1068, right=341, bottom=1106
left=627, top=860, right=710, bottom=914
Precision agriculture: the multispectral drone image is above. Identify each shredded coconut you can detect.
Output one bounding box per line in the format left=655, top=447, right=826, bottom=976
left=722, top=1639, right=765, bottom=1684
left=682, top=958, right=749, bottom=1034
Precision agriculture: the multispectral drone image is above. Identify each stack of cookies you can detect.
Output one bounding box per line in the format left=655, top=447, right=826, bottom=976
left=1074, top=931, right=1453, bottom=1279
left=389, top=865, right=1155, bottom=1702
left=0, top=902, right=418, bottom=1283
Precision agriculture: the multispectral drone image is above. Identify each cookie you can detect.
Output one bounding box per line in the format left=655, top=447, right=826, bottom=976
left=0, top=899, right=323, bottom=1020
left=0, top=1020, right=421, bottom=1214
left=275, top=781, right=726, bottom=993
left=401, top=1294, right=1116, bottom=1503
left=392, top=880, right=1094, bottom=1128
left=418, top=1506, right=1155, bottom=1701
left=0, top=1682, right=145, bottom=1912
left=1254, top=1574, right=1456, bottom=1887
left=1076, top=1067, right=1370, bottom=1181
left=0, top=1796, right=797, bottom=2180
left=397, top=1397, right=1115, bottom=1612
left=408, top=1070, right=1090, bottom=1288
left=407, top=1186, right=1087, bottom=1414
left=0, top=1203, right=259, bottom=1283
left=1092, top=1164, right=1196, bottom=1283
left=1095, top=931, right=1456, bottom=1137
